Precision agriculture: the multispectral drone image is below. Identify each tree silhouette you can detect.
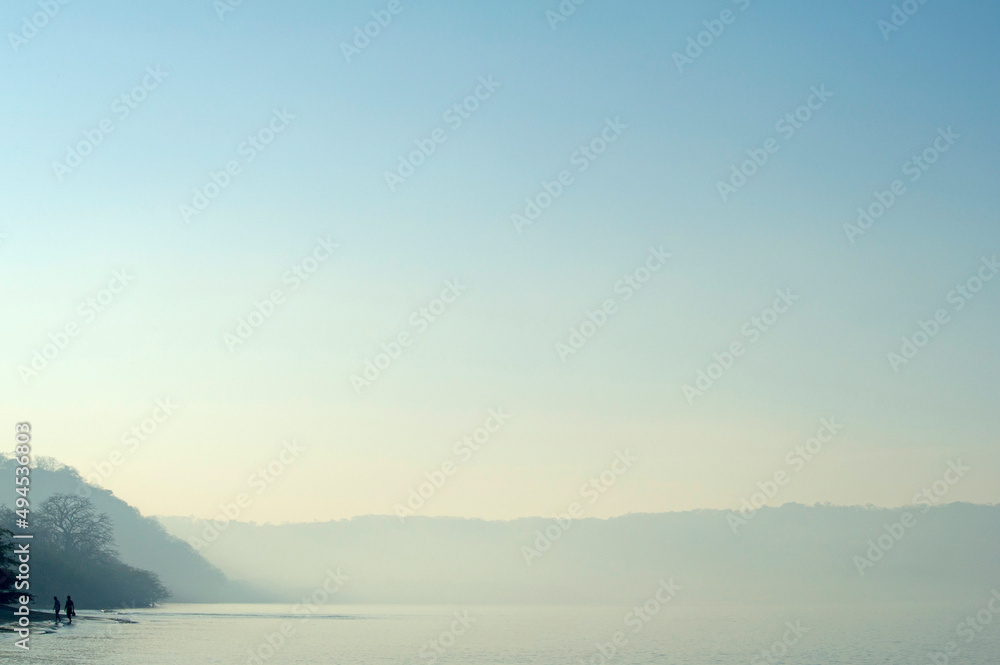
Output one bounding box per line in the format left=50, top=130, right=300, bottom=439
left=0, top=526, right=19, bottom=604
left=36, top=494, right=117, bottom=562
left=0, top=497, right=168, bottom=608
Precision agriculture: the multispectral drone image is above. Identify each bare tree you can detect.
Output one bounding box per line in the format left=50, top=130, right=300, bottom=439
left=36, top=494, right=118, bottom=562
left=0, top=525, right=19, bottom=604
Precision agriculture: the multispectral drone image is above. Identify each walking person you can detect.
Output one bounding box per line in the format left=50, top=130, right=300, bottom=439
left=65, top=596, right=76, bottom=624
left=52, top=596, right=61, bottom=623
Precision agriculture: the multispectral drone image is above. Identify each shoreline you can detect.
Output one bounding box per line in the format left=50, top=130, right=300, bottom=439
left=0, top=605, right=134, bottom=627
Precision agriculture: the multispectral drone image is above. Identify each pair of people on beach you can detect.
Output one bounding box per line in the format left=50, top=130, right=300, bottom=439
left=53, top=596, right=75, bottom=623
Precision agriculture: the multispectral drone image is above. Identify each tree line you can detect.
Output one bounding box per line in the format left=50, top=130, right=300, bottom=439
left=0, top=494, right=168, bottom=608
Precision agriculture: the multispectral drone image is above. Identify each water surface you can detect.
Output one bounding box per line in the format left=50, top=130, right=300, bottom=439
left=3, top=602, right=998, bottom=664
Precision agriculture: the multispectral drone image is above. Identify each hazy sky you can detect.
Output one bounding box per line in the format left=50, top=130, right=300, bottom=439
left=3, top=0, right=998, bottom=523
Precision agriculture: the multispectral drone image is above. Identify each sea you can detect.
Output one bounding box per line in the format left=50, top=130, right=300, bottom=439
left=3, top=602, right=998, bottom=664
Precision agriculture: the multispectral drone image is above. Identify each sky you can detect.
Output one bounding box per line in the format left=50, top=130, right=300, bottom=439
left=2, top=0, right=998, bottom=523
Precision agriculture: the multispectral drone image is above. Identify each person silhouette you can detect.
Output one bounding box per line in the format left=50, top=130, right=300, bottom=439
left=53, top=596, right=61, bottom=622
left=65, top=596, right=76, bottom=624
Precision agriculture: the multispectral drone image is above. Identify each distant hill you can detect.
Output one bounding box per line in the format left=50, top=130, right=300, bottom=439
left=0, top=456, right=266, bottom=604
left=159, top=503, right=1000, bottom=605
left=8, top=455, right=997, bottom=606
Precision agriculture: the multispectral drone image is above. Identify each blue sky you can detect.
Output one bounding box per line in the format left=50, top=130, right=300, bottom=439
left=2, top=0, right=998, bottom=521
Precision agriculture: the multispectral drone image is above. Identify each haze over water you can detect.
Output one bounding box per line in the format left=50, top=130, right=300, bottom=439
left=16, top=603, right=1000, bottom=665
left=2, top=0, right=999, bottom=663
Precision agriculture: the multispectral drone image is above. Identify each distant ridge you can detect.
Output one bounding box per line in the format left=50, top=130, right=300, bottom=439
left=159, top=503, right=1000, bottom=604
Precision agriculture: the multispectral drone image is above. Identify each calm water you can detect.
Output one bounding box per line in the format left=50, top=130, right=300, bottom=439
left=3, top=603, right=998, bottom=664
